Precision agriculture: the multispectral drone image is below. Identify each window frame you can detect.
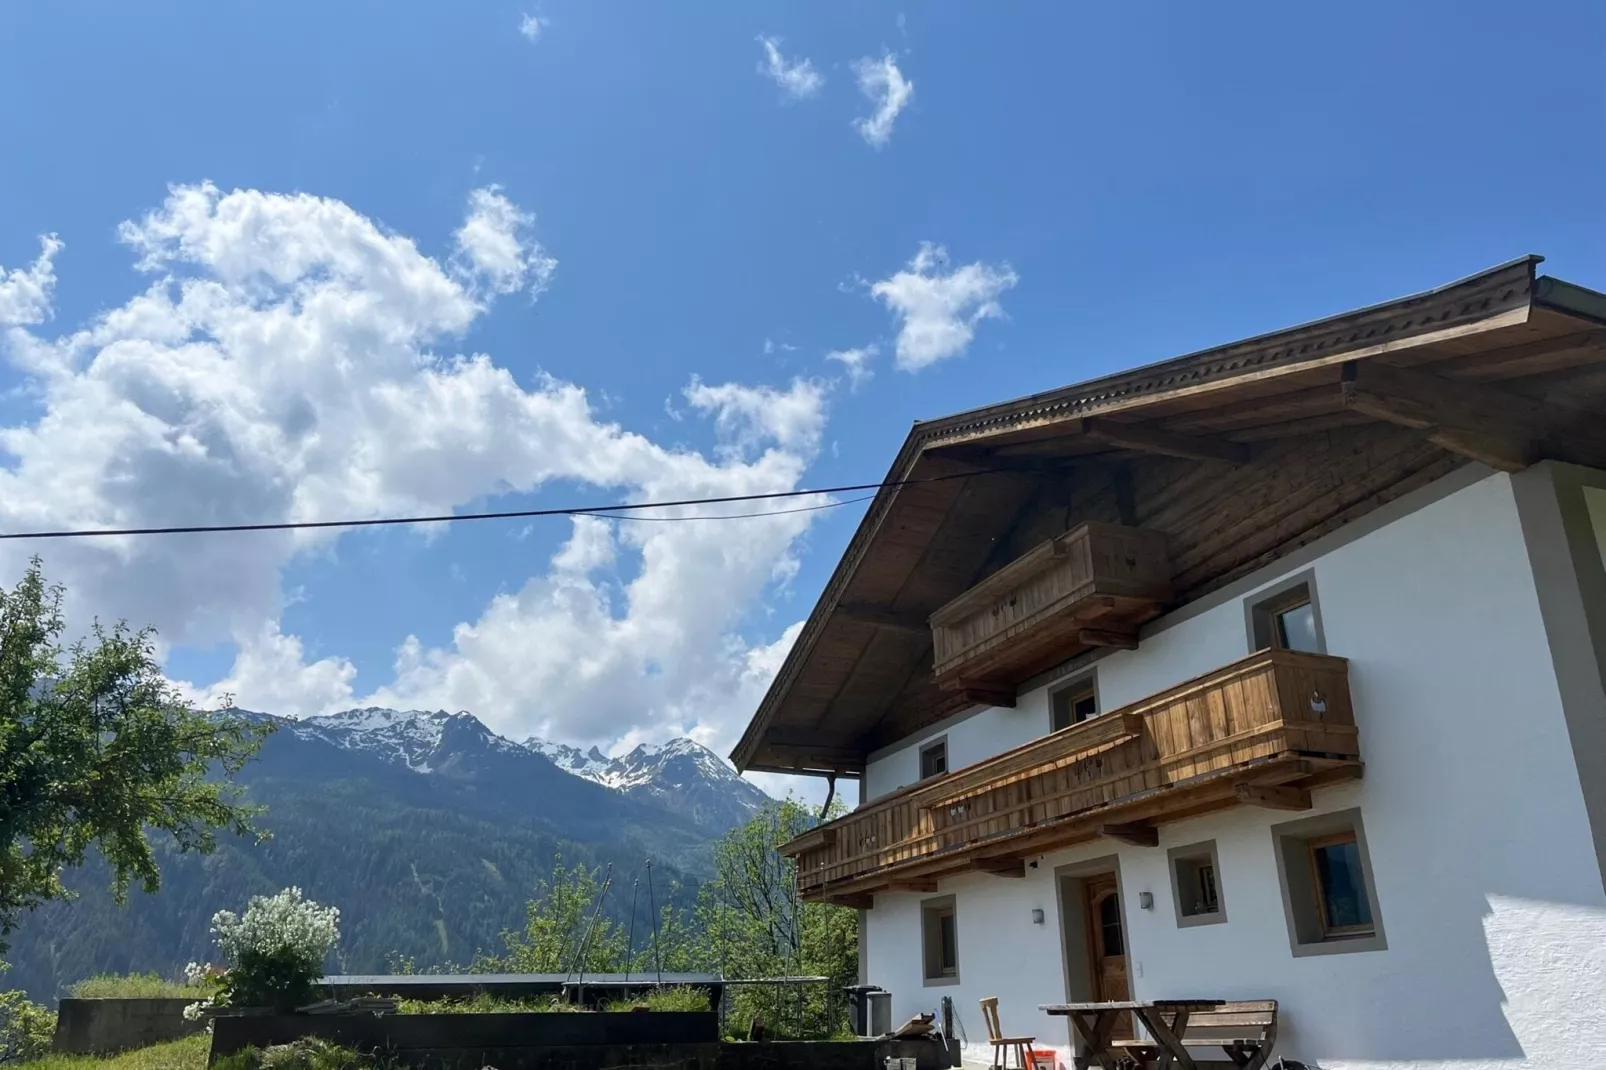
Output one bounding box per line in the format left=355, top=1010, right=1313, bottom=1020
left=918, top=736, right=948, bottom=781
left=1167, top=839, right=1228, bottom=928
left=1050, top=673, right=1100, bottom=733
left=1245, top=570, right=1328, bottom=655
left=1271, top=808, right=1387, bottom=957
left=1305, top=831, right=1375, bottom=939
left=920, top=894, right=960, bottom=986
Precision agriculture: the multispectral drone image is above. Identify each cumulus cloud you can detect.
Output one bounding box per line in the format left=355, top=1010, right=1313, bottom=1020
left=452, top=186, right=557, bottom=297
left=826, top=345, right=878, bottom=390
left=870, top=242, right=1018, bottom=370
left=1, top=182, right=827, bottom=761
left=0, top=235, right=63, bottom=326
left=518, top=13, right=546, bottom=42
left=756, top=36, right=824, bottom=100
left=852, top=52, right=913, bottom=148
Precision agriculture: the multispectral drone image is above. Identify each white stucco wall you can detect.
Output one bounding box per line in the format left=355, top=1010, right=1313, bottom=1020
left=860, top=468, right=1606, bottom=1069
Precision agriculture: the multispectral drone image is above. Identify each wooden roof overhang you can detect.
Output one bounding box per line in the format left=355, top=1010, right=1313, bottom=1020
left=732, top=255, right=1606, bottom=776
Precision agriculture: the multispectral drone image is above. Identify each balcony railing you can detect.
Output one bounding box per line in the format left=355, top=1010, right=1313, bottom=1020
left=783, top=648, right=1361, bottom=903
left=929, top=522, right=1171, bottom=697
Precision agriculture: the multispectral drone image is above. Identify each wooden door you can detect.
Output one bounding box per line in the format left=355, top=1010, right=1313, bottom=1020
left=1083, top=875, right=1132, bottom=1039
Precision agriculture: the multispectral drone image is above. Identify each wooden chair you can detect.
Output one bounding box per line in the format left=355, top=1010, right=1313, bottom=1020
left=979, top=996, right=1035, bottom=1069
left=1113, top=999, right=1280, bottom=1070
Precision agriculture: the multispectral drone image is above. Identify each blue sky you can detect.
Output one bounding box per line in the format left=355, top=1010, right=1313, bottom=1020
left=1, top=2, right=1603, bottom=786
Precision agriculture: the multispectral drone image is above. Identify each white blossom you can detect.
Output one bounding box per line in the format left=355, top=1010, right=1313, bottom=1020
left=211, top=887, right=340, bottom=969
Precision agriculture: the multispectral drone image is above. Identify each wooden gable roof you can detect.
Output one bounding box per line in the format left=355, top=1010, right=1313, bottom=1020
left=733, top=256, right=1606, bottom=775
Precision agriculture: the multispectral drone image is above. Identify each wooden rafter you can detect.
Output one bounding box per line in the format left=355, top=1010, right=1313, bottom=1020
left=975, top=857, right=1027, bottom=878
left=1079, top=417, right=1250, bottom=466
left=1078, top=627, right=1140, bottom=650
left=1233, top=783, right=1312, bottom=811
left=835, top=602, right=931, bottom=635
left=1339, top=359, right=1606, bottom=472
left=1100, top=822, right=1159, bottom=847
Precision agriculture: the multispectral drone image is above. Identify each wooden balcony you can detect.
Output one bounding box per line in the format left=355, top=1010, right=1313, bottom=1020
left=929, top=522, right=1171, bottom=700
left=782, top=649, right=1362, bottom=904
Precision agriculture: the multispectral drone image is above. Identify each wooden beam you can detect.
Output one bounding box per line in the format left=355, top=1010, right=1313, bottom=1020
left=1100, top=822, right=1159, bottom=847
left=957, top=682, right=1018, bottom=709
left=883, top=880, right=939, bottom=893
left=975, top=857, right=1027, bottom=879
left=1340, top=359, right=1606, bottom=472
left=1080, top=417, right=1250, bottom=466
left=1077, top=627, right=1140, bottom=650
left=836, top=601, right=930, bottom=636
left=825, top=893, right=875, bottom=910
left=926, top=443, right=1076, bottom=478
left=1234, top=783, right=1313, bottom=811
left=760, top=737, right=866, bottom=775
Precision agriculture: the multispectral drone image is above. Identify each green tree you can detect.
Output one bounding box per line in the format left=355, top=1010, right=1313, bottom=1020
left=0, top=559, right=271, bottom=953
left=696, top=799, right=858, bottom=1038
left=486, top=855, right=629, bottom=973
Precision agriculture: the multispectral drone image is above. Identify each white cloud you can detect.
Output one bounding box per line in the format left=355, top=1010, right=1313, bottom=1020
left=756, top=36, right=824, bottom=100
left=870, top=242, right=1018, bottom=370
left=452, top=186, right=557, bottom=297
left=851, top=52, right=913, bottom=148
left=826, top=344, right=878, bottom=390
left=0, top=235, right=62, bottom=326
left=1, top=181, right=828, bottom=760
left=518, top=13, right=546, bottom=42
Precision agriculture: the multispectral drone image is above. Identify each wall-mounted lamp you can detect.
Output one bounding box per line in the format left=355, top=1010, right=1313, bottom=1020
left=1031, top=908, right=1045, bottom=925
left=1138, top=892, right=1154, bottom=911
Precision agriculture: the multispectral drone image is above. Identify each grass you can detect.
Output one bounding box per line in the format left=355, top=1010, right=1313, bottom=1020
left=67, top=975, right=208, bottom=1000
left=9, top=1034, right=209, bottom=1070
left=395, top=985, right=710, bottom=1014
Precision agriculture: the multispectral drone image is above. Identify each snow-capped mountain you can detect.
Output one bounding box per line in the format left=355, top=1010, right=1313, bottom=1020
left=526, top=736, right=772, bottom=832
left=275, top=707, right=770, bottom=834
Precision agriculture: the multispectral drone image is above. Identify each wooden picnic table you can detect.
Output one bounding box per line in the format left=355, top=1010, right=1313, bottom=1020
left=1041, top=1000, right=1225, bottom=1070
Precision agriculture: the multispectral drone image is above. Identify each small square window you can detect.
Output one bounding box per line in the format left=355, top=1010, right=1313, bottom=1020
left=1051, top=678, right=1099, bottom=732
left=919, top=738, right=948, bottom=780
left=1249, top=576, right=1325, bottom=654
left=1167, top=840, right=1226, bottom=927
left=921, top=896, right=959, bottom=985
left=1272, top=808, right=1386, bottom=956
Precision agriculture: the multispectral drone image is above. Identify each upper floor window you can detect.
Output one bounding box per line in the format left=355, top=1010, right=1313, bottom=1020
left=919, top=737, right=948, bottom=780
left=1051, top=677, right=1099, bottom=732
left=1249, top=575, right=1325, bottom=654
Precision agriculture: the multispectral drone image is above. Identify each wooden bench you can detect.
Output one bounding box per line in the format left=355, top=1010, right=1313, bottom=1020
left=1111, top=999, right=1278, bottom=1070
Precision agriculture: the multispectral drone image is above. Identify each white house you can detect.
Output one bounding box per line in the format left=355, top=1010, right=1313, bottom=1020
left=733, top=255, right=1606, bottom=1070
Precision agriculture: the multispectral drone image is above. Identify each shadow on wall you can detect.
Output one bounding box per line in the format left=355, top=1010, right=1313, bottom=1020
left=1277, top=896, right=1606, bottom=1067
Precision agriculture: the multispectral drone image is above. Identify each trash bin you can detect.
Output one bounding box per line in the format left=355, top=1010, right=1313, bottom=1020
left=868, top=991, right=893, bottom=1036
left=844, top=985, right=886, bottom=1037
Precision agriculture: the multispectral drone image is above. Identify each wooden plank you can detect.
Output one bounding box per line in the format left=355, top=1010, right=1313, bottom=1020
left=1100, top=822, right=1159, bottom=847
left=1078, top=627, right=1140, bottom=650
left=1080, top=417, right=1250, bottom=465
left=835, top=602, right=932, bottom=635
left=976, top=857, right=1027, bottom=878
left=1234, top=783, right=1313, bottom=811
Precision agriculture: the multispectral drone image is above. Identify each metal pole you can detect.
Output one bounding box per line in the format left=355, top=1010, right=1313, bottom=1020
left=571, top=863, right=615, bottom=1003
left=625, top=878, right=640, bottom=984
left=645, top=858, right=663, bottom=985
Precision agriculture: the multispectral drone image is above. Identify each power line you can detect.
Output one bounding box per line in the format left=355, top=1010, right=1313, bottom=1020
left=0, top=472, right=986, bottom=542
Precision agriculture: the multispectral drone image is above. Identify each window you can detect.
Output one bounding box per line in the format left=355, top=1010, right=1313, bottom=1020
left=1271, top=809, right=1386, bottom=956
left=919, top=738, right=948, bottom=780
left=1308, top=832, right=1374, bottom=937
left=1168, top=840, right=1227, bottom=927
left=921, top=896, right=959, bottom=984
left=1051, top=678, right=1099, bottom=732
left=1248, top=574, right=1325, bottom=654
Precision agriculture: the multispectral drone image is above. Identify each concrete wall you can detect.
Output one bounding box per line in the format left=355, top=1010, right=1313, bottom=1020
left=860, top=467, right=1606, bottom=1070
left=52, top=998, right=206, bottom=1054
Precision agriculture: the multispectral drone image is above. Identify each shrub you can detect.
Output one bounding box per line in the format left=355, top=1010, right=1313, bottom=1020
left=68, top=974, right=207, bottom=1000
left=192, top=888, right=340, bottom=1014
left=211, top=1039, right=370, bottom=1070
left=0, top=990, right=56, bottom=1065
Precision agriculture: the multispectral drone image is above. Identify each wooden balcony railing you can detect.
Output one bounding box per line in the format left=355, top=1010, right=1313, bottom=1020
left=783, top=648, right=1361, bottom=903
left=929, top=522, right=1171, bottom=697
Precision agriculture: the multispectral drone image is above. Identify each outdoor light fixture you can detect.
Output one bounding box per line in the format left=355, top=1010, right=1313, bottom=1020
left=1031, top=908, right=1045, bottom=925
left=1138, top=892, right=1154, bottom=910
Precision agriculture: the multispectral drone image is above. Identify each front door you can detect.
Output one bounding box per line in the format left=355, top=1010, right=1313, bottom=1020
left=1083, top=875, right=1132, bottom=1039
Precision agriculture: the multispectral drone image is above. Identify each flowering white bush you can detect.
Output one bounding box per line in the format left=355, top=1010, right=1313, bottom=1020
left=201, top=887, right=341, bottom=1011
left=212, top=887, right=340, bottom=967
